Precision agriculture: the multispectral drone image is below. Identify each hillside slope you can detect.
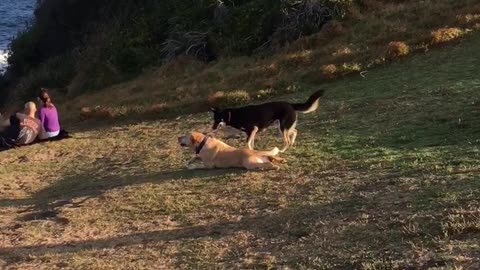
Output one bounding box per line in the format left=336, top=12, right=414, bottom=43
left=0, top=32, right=479, bottom=269
left=2, top=0, right=480, bottom=112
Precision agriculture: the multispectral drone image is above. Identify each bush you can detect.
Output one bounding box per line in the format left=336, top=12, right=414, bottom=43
left=272, top=0, right=342, bottom=46
left=208, top=90, right=251, bottom=107
left=0, top=75, right=10, bottom=106
left=321, top=64, right=338, bottom=78
left=4, top=0, right=350, bottom=98
left=7, top=27, right=41, bottom=75
left=431, top=27, right=464, bottom=44
left=14, top=53, right=76, bottom=101
left=386, top=41, right=410, bottom=58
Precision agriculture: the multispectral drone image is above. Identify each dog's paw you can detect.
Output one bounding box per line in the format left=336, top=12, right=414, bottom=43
left=187, top=164, right=198, bottom=170
left=187, top=163, right=206, bottom=170
left=225, top=135, right=242, bottom=140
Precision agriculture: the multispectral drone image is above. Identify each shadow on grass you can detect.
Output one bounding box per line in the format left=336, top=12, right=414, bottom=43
left=0, top=167, right=247, bottom=218
left=0, top=174, right=478, bottom=268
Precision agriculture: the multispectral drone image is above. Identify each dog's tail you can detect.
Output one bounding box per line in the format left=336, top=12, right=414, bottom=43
left=291, top=89, right=325, bottom=114
left=256, top=147, right=280, bottom=157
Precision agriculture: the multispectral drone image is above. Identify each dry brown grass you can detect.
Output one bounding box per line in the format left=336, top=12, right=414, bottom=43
left=431, top=28, right=465, bottom=44
left=457, top=13, right=480, bottom=25
left=321, top=64, right=339, bottom=79
left=386, top=41, right=410, bottom=59
left=207, top=90, right=251, bottom=107
left=2, top=4, right=480, bottom=269
left=79, top=106, right=114, bottom=119
left=1, top=36, right=480, bottom=268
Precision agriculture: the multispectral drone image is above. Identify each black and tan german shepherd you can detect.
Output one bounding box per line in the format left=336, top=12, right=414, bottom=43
left=211, top=89, right=325, bottom=152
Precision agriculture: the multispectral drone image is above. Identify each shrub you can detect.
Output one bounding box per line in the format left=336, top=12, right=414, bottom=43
left=214, top=0, right=282, bottom=55
left=208, top=90, right=250, bottom=107
left=12, top=53, right=76, bottom=101
left=272, top=0, right=340, bottom=46
left=4, top=0, right=350, bottom=99
left=431, top=27, right=464, bottom=44
left=321, top=64, right=338, bottom=79
left=321, top=20, right=345, bottom=37
left=7, top=27, right=40, bottom=75
left=341, top=62, right=362, bottom=74
left=161, top=31, right=211, bottom=62
left=0, top=75, right=10, bottom=106
left=110, top=46, right=156, bottom=74
left=386, top=41, right=410, bottom=58
left=457, top=14, right=480, bottom=25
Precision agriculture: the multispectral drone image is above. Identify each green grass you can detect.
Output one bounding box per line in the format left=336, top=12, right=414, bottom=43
left=1, top=34, right=480, bottom=269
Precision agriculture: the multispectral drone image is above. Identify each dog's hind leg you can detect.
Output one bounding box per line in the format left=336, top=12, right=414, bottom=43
left=258, top=162, right=280, bottom=170
left=280, top=115, right=296, bottom=152
left=280, top=129, right=291, bottom=152
left=246, top=126, right=259, bottom=150
left=274, top=120, right=283, bottom=137
left=289, top=128, right=298, bottom=146
left=287, top=120, right=298, bottom=146
left=245, top=160, right=280, bottom=171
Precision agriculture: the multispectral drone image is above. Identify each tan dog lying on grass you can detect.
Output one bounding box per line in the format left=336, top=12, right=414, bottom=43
left=178, top=131, right=284, bottom=170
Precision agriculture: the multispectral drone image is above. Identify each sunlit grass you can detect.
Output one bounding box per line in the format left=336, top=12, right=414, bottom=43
left=0, top=30, right=479, bottom=270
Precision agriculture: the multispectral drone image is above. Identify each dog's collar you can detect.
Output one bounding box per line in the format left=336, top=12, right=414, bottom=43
left=195, top=136, right=209, bottom=154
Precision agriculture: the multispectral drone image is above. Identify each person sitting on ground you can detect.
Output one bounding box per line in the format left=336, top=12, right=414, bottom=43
left=38, top=88, right=60, bottom=138
left=0, top=102, right=48, bottom=150
left=0, top=112, right=10, bottom=131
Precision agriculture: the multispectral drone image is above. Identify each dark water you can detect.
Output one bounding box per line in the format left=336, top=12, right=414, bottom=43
left=0, top=0, right=36, bottom=73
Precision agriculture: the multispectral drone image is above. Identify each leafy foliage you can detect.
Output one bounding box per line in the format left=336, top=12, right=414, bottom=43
left=1, top=0, right=348, bottom=101
left=9, top=0, right=347, bottom=73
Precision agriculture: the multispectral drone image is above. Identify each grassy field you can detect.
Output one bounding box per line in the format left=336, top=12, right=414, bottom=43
left=1, top=33, right=480, bottom=269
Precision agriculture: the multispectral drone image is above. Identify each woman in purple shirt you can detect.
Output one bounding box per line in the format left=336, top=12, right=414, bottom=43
left=38, top=88, right=60, bottom=138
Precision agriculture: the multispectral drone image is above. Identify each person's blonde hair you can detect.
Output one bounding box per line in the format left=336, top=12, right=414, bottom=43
left=24, top=101, right=37, bottom=113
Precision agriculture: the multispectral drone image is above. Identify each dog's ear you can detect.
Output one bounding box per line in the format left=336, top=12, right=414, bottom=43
left=190, top=132, right=203, bottom=145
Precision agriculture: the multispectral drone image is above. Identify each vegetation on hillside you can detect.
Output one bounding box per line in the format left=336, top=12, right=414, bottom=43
left=2, top=0, right=480, bottom=115
left=0, top=0, right=347, bottom=104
